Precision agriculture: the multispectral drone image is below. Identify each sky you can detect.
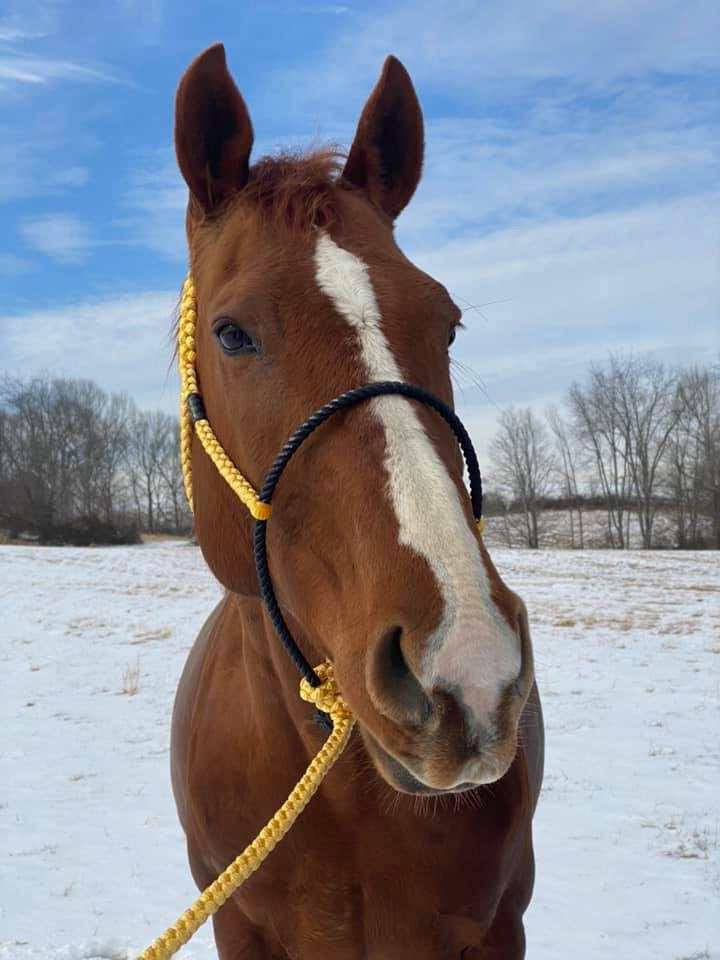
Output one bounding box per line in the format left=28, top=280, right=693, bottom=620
left=0, top=0, right=718, bottom=460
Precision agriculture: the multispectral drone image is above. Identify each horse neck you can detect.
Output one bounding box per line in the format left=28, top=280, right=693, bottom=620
left=226, top=590, right=326, bottom=734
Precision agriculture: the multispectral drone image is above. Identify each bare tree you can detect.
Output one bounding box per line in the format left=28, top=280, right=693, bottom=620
left=568, top=364, right=634, bottom=548
left=126, top=409, right=189, bottom=533
left=676, top=364, right=720, bottom=547
left=489, top=407, right=556, bottom=548
left=0, top=376, right=70, bottom=536
left=547, top=405, right=584, bottom=548
left=127, top=410, right=163, bottom=533
left=59, top=379, right=109, bottom=520
left=666, top=385, right=702, bottom=548
left=97, top=393, right=134, bottom=523
left=156, top=417, right=191, bottom=534
left=612, top=356, right=680, bottom=549
left=0, top=374, right=190, bottom=543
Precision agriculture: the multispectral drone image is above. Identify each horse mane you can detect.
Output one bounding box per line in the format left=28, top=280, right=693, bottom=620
left=186, top=146, right=347, bottom=238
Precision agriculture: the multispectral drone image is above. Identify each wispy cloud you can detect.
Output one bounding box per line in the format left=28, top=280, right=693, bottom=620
left=0, top=110, right=92, bottom=202
left=0, top=290, right=180, bottom=410
left=0, top=55, right=114, bottom=87
left=0, top=4, right=54, bottom=45
left=299, top=4, right=351, bottom=13
left=0, top=25, right=46, bottom=43
left=423, top=190, right=720, bottom=454
left=19, top=214, right=95, bottom=264
left=114, top=0, right=164, bottom=44
left=0, top=4, right=119, bottom=95
left=257, top=0, right=720, bottom=120
left=120, top=155, right=187, bottom=261
left=416, top=192, right=719, bottom=346
left=0, top=0, right=63, bottom=35
left=400, top=110, right=718, bottom=244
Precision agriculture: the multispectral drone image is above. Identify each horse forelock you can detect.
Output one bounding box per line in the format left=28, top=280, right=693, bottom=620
left=194, top=148, right=346, bottom=237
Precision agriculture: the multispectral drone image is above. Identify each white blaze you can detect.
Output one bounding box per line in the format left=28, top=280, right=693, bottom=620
left=313, top=233, right=520, bottom=731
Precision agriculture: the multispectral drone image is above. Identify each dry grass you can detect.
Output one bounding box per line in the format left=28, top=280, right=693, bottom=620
left=139, top=532, right=188, bottom=543
left=0, top=535, right=37, bottom=547
left=129, top=626, right=173, bottom=645
left=661, top=816, right=716, bottom=862
left=119, top=658, right=141, bottom=696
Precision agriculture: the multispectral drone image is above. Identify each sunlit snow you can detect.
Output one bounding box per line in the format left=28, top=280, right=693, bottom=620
left=1, top=542, right=717, bottom=958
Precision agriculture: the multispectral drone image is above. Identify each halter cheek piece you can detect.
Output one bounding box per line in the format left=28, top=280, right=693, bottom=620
left=178, top=276, right=485, bottom=726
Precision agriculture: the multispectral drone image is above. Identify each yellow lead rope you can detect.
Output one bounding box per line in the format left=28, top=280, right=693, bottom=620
left=137, top=664, right=354, bottom=960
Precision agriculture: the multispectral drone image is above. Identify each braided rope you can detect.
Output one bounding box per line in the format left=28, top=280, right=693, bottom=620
left=255, top=380, right=484, bottom=522
left=254, top=517, right=322, bottom=688
left=178, top=277, right=271, bottom=521
left=136, top=663, right=354, bottom=960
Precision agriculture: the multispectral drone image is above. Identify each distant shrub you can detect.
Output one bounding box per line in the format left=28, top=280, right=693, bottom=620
left=39, top=515, right=141, bottom=546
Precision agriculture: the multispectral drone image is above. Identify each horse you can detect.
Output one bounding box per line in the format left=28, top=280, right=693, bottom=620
left=170, top=43, right=544, bottom=959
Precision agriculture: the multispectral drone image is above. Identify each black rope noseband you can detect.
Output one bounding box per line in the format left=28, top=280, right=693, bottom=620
left=252, top=380, right=484, bottom=728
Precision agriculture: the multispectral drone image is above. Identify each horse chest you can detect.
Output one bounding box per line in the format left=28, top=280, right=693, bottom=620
left=202, top=789, right=521, bottom=959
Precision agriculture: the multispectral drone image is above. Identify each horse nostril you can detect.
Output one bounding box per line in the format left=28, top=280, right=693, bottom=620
left=370, top=626, right=431, bottom=726
left=386, top=625, right=408, bottom=678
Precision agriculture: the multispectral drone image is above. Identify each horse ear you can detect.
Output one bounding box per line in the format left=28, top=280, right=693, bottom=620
left=174, top=43, right=254, bottom=215
left=342, top=56, right=424, bottom=220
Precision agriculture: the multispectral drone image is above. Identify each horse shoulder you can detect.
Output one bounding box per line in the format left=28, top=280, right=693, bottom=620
left=170, top=597, right=227, bottom=832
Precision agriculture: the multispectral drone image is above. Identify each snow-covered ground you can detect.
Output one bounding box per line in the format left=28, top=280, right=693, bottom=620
left=1, top=542, right=718, bottom=959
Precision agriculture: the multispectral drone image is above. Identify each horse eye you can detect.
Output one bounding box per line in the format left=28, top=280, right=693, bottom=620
left=448, top=326, right=458, bottom=348
left=215, top=322, right=257, bottom=355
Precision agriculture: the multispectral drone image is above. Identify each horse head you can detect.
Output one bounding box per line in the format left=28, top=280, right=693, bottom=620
left=174, top=44, right=534, bottom=794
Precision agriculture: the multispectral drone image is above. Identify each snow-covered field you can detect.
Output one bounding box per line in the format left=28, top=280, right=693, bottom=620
left=1, top=542, right=718, bottom=959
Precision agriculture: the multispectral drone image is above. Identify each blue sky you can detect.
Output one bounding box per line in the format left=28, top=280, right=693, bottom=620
left=1, top=0, right=718, bottom=456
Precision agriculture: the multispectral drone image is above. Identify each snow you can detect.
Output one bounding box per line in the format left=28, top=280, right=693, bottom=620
left=1, top=542, right=718, bottom=959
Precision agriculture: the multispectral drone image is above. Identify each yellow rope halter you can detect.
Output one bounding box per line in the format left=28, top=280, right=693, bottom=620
left=134, top=282, right=355, bottom=960
left=178, top=275, right=271, bottom=520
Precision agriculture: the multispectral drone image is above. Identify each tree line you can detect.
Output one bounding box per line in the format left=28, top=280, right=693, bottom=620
left=0, top=376, right=190, bottom=544
left=1, top=355, right=717, bottom=549
left=488, top=355, right=719, bottom=549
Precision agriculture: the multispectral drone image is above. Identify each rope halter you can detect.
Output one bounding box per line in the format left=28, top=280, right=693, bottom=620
left=134, top=273, right=488, bottom=960
left=178, top=274, right=485, bottom=695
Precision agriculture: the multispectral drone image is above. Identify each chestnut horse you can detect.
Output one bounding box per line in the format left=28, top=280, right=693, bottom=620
left=171, top=43, right=544, bottom=959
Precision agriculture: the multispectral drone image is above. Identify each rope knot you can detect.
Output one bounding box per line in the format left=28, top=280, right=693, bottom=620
left=299, top=661, right=350, bottom=720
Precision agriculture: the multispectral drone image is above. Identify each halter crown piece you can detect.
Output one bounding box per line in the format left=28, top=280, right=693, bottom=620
left=136, top=274, right=485, bottom=960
